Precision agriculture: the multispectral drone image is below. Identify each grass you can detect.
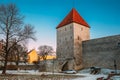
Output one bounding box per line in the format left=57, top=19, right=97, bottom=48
left=0, top=74, right=85, bottom=80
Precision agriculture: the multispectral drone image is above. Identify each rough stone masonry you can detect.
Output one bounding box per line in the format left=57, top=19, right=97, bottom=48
left=55, top=8, right=120, bottom=72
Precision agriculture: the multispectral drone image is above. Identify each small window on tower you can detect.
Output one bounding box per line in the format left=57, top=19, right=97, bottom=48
left=68, top=46, right=69, bottom=49
left=65, top=37, right=67, bottom=40
left=81, top=27, right=83, bottom=31
left=78, top=36, right=80, bottom=40
left=65, top=28, right=66, bottom=31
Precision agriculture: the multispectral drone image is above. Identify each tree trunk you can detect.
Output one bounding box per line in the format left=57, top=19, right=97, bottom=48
left=16, top=51, right=20, bottom=66
left=2, top=52, right=8, bottom=74
left=2, top=61, right=7, bottom=74
left=2, top=31, right=9, bottom=74
left=16, top=61, right=19, bottom=66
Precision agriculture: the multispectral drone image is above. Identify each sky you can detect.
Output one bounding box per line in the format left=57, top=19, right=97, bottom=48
left=0, top=0, right=120, bottom=51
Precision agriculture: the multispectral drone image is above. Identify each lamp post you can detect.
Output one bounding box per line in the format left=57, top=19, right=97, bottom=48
left=52, top=58, right=55, bottom=75
left=114, top=60, right=117, bottom=74
left=114, top=42, right=120, bottom=74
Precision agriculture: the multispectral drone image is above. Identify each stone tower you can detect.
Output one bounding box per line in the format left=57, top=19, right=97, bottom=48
left=56, top=8, right=90, bottom=71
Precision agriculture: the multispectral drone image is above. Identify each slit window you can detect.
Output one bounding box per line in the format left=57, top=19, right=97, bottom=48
left=78, top=36, right=80, bottom=40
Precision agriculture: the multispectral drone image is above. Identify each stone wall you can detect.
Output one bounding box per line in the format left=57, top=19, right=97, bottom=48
left=82, top=35, right=120, bottom=69
left=56, top=22, right=90, bottom=71
left=57, top=23, right=74, bottom=59
left=40, top=60, right=59, bottom=72
left=73, top=23, right=90, bottom=70
left=56, top=23, right=75, bottom=71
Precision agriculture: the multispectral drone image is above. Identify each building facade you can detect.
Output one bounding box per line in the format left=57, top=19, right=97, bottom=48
left=56, top=8, right=90, bottom=71
left=56, top=8, right=120, bottom=71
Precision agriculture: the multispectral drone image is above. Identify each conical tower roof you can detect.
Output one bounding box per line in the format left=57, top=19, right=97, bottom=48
left=56, top=8, right=90, bottom=29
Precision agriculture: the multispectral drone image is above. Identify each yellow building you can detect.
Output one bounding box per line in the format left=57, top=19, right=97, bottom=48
left=40, top=55, right=56, bottom=61
left=27, top=49, right=56, bottom=64
left=27, top=49, right=39, bottom=63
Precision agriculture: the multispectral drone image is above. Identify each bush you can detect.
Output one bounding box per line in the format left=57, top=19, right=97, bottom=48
left=7, top=65, right=17, bottom=70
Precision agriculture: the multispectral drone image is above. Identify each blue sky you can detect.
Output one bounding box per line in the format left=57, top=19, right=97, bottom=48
left=0, top=0, right=120, bottom=51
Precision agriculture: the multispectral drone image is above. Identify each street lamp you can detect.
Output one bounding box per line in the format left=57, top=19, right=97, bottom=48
left=118, top=42, right=120, bottom=47
left=114, top=42, right=120, bottom=74
left=52, top=58, right=55, bottom=75
left=114, top=60, right=117, bottom=74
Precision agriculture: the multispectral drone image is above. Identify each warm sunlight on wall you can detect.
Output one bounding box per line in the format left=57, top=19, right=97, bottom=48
left=27, top=49, right=39, bottom=63
left=27, top=49, right=56, bottom=64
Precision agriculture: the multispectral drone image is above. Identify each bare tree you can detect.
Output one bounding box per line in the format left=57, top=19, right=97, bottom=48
left=8, top=42, right=28, bottom=65
left=0, top=40, right=5, bottom=65
left=0, top=4, right=36, bottom=74
left=38, top=45, right=53, bottom=60
left=38, top=45, right=53, bottom=72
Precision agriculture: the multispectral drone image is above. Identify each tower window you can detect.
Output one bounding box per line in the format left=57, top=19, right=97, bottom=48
left=60, top=30, right=61, bottom=32
left=59, top=39, right=61, bottom=42
left=65, top=37, right=67, bottom=40
left=78, top=36, right=80, bottom=40
left=81, top=28, right=83, bottom=31
left=65, top=28, right=66, bottom=31
left=68, top=46, right=69, bottom=49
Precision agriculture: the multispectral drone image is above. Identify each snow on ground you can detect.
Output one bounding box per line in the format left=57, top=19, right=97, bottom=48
left=74, top=68, right=108, bottom=80
left=78, top=68, right=120, bottom=74
left=73, top=74, right=107, bottom=80
left=74, top=68, right=120, bottom=80
left=0, top=68, right=120, bottom=80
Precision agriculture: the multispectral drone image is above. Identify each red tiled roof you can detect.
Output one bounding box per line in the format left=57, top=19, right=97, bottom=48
left=56, top=8, right=90, bottom=29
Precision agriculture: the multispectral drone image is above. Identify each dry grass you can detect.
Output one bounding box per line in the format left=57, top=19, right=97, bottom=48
left=0, top=74, right=84, bottom=80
